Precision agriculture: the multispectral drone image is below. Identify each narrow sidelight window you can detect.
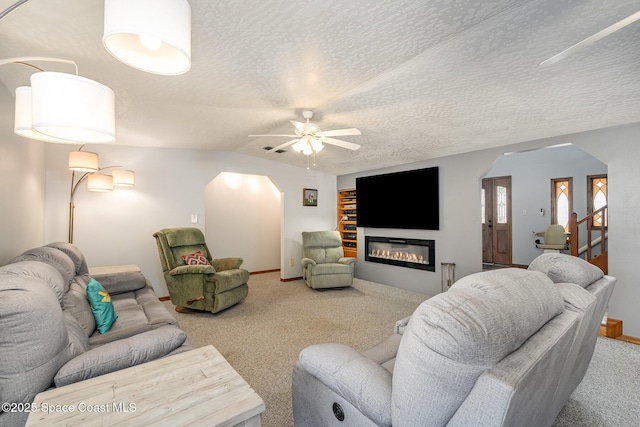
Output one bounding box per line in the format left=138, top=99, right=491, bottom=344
left=551, top=178, right=572, bottom=231
left=588, top=174, right=608, bottom=228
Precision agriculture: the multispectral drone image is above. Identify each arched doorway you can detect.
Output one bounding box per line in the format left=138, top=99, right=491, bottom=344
left=205, top=172, right=282, bottom=273
left=482, top=144, right=607, bottom=267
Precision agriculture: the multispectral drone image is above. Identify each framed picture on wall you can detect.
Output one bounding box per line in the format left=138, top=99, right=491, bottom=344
left=303, top=188, right=318, bottom=206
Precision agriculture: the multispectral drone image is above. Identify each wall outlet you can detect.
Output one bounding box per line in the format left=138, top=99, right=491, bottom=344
left=190, top=214, right=198, bottom=223
left=290, top=259, right=295, bottom=267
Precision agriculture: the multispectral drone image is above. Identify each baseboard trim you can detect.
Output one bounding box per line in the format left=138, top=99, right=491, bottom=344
left=250, top=269, right=280, bottom=275
left=599, top=318, right=640, bottom=345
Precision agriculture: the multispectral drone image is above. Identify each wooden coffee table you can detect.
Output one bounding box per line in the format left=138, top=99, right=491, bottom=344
left=26, top=345, right=265, bottom=426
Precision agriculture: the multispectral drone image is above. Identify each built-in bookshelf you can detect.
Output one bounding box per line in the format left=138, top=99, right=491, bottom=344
left=338, top=188, right=358, bottom=258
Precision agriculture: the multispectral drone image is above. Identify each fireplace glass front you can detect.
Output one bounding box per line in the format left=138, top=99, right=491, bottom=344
left=365, top=236, right=435, bottom=271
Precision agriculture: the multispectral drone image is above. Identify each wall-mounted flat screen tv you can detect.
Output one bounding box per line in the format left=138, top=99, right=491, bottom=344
left=356, top=167, right=439, bottom=230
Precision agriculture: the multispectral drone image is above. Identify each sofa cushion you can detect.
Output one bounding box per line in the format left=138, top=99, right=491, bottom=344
left=63, top=274, right=96, bottom=336
left=88, top=292, right=153, bottom=346
left=0, top=275, right=73, bottom=416
left=63, top=310, right=90, bottom=358
left=392, top=268, right=564, bottom=426
left=9, top=246, right=77, bottom=289
left=0, top=260, right=65, bottom=305
left=86, top=278, right=118, bottom=334
left=528, top=253, right=604, bottom=288
left=54, top=326, right=187, bottom=387
left=46, top=242, right=89, bottom=276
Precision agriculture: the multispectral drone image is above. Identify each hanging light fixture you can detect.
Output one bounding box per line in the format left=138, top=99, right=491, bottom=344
left=0, top=57, right=116, bottom=144
left=103, top=0, right=192, bottom=75
left=14, top=86, right=70, bottom=143
left=30, top=72, right=115, bottom=143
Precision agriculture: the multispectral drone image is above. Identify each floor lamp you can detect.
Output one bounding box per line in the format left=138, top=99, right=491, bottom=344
left=68, top=147, right=135, bottom=243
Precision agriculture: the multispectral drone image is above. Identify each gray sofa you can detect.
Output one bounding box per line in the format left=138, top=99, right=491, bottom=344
left=0, top=242, right=192, bottom=427
left=292, top=253, right=616, bottom=426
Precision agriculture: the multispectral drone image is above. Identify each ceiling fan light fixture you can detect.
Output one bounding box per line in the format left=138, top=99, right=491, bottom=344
left=103, top=0, right=191, bottom=75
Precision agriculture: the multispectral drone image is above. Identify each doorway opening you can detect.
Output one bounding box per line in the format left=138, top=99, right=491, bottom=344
left=205, top=173, right=282, bottom=273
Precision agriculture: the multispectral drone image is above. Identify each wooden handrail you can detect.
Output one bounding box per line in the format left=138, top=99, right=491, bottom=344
left=569, top=205, right=608, bottom=273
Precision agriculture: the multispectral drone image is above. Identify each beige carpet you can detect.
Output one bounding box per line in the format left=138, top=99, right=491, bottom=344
left=162, top=272, right=427, bottom=427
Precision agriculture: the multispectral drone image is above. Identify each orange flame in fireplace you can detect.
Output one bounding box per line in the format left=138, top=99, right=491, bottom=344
left=370, top=249, right=426, bottom=264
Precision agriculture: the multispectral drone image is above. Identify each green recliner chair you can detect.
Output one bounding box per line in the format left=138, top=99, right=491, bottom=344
left=153, top=227, right=249, bottom=313
left=301, top=230, right=356, bottom=289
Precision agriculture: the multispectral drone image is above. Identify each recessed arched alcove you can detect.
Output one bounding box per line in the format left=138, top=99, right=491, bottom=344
left=205, top=172, right=282, bottom=273
left=481, top=144, right=607, bottom=267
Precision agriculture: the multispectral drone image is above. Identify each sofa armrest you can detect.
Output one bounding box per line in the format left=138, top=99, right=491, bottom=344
left=54, top=326, right=187, bottom=387
left=211, top=257, right=243, bottom=271
left=170, top=265, right=216, bottom=275
left=298, top=343, right=392, bottom=426
left=339, top=257, right=356, bottom=267
left=91, top=270, right=148, bottom=295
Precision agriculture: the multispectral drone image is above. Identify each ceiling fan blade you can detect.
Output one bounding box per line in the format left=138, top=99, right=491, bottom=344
left=267, top=139, right=299, bottom=152
left=318, top=128, right=361, bottom=137
left=323, top=137, right=361, bottom=151
left=540, top=10, right=640, bottom=67
left=249, top=134, right=297, bottom=138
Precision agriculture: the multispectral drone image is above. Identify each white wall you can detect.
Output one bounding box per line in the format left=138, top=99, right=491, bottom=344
left=0, top=85, right=45, bottom=264
left=43, top=144, right=337, bottom=297
left=339, top=123, right=640, bottom=337
left=205, top=172, right=281, bottom=272
left=486, top=144, right=607, bottom=265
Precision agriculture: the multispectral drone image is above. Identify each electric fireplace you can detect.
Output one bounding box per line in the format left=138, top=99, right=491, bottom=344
left=365, top=236, right=435, bottom=271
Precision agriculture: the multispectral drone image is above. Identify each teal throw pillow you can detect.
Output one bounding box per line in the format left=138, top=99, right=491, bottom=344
left=86, top=278, right=118, bottom=334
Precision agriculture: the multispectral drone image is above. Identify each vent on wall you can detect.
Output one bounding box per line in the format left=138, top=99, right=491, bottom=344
left=263, top=146, right=286, bottom=153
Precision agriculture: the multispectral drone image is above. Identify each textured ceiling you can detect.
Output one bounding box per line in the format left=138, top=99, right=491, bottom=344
left=1, top=0, right=639, bottom=175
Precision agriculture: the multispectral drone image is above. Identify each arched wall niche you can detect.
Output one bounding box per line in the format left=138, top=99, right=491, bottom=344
left=205, top=172, right=282, bottom=273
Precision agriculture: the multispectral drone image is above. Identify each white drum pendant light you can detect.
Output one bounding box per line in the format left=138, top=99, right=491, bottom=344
left=30, top=72, right=116, bottom=143
left=14, top=86, right=71, bottom=143
left=103, top=0, right=192, bottom=75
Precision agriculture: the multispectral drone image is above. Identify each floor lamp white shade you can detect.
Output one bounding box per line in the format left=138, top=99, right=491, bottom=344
left=112, top=169, right=135, bottom=186
left=103, top=0, right=191, bottom=75
left=30, top=72, right=116, bottom=144
left=87, top=173, right=114, bottom=192
left=14, top=86, right=72, bottom=143
left=68, top=151, right=100, bottom=172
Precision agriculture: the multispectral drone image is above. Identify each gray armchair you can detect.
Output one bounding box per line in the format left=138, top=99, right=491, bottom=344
left=301, top=231, right=356, bottom=289
left=153, top=227, right=249, bottom=313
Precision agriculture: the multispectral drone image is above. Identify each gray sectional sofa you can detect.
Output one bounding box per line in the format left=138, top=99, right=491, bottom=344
left=292, top=253, right=616, bottom=426
left=0, top=242, right=192, bottom=426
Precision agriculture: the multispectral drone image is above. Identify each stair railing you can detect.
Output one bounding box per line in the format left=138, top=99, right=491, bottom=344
left=569, top=205, right=608, bottom=273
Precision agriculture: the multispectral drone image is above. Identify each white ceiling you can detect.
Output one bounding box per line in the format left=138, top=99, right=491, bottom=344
left=1, top=0, right=639, bottom=175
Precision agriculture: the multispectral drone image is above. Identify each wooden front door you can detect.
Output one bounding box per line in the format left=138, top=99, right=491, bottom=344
left=482, top=176, right=512, bottom=265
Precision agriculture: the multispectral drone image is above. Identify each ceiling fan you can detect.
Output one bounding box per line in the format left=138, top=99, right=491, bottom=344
left=540, top=10, right=640, bottom=66
left=249, top=110, right=361, bottom=156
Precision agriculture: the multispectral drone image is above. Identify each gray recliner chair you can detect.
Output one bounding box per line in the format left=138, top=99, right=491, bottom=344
left=301, top=231, right=356, bottom=289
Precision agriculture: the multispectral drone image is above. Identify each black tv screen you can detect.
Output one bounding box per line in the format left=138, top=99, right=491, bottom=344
left=356, top=167, right=439, bottom=230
